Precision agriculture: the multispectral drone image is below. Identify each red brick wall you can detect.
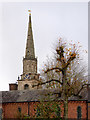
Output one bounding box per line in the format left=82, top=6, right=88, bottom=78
left=2, top=102, right=28, bottom=118
left=2, top=101, right=87, bottom=119
left=9, top=84, right=18, bottom=91
left=68, top=101, right=87, bottom=119
left=88, top=103, right=90, bottom=120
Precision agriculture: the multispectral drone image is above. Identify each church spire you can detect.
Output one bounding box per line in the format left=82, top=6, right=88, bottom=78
left=25, top=10, right=35, bottom=59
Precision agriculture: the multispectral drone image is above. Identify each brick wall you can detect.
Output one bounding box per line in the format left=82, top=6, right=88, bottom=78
left=88, top=103, right=90, bottom=120
left=68, top=101, right=87, bottom=119
left=2, top=102, right=28, bottom=118
left=2, top=101, right=87, bottom=119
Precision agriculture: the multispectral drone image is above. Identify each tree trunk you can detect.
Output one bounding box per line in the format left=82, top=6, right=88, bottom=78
left=62, top=70, right=68, bottom=120
left=63, top=96, right=68, bottom=120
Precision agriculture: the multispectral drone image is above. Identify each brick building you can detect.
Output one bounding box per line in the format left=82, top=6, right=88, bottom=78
left=0, top=87, right=90, bottom=119
left=0, top=11, right=90, bottom=119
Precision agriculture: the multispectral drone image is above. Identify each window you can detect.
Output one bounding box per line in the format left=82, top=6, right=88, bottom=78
left=56, top=105, right=61, bottom=118
left=18, top=107, right=21, bottom=113
left=24, top=84, right=29, bottom=90
left=0, top=108, right=2, bottom=119
left=77, top=106, right=82, bottom=119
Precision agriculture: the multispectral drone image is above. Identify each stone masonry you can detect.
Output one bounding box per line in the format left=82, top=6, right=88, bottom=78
left=17, top=13, right=41, bottom=90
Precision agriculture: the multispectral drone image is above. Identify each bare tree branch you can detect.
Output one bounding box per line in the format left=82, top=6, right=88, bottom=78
left=45, top=67, right=62, bottom=73
left=32, top=79, right=63, bottom=87
left=71, top=84, right=90, bottom=96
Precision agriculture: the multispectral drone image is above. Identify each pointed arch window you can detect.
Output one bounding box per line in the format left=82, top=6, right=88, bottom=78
left=18, top=107, right=21, bottom=113
left=24, top=84, right=29, bottom=90
left=0, top=108, right=2, bottom=119
left=77, top=106, right=82, bottom=119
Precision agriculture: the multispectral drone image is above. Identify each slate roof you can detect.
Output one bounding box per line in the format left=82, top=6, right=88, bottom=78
left=0, top=89, right=60, bottom=103
left=0, top=87, right=89, bottom=103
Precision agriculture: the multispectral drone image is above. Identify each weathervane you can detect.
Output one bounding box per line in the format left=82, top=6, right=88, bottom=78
left=28, top=10, right=31, bottom=15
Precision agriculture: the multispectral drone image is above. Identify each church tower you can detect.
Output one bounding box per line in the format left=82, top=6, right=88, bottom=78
left=17, top=11, right=40, bottom=90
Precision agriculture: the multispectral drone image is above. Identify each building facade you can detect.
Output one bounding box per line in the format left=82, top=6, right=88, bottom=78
left=0, top=88, right=89, bottom=119
left=0, top=12, right=89, bottom=120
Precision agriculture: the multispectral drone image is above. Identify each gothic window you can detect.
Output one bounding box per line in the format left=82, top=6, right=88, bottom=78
left=0, top=108, right=2, bottom=119
left=18, top=107, right=21, bottom=113
left=77, top=106, right=82, bottom=119
left=56, top=105, right=61, bottom=118
left=24, top=84, right=29, bottom=90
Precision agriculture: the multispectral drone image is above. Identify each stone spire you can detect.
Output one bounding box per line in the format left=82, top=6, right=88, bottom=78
left=17, top=11, right=41, bottom=90
left=25, top=12, right=35, bottom=59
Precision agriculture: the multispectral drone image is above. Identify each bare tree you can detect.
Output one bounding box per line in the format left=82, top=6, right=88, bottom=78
left=33, top=38, right=88, bottom=119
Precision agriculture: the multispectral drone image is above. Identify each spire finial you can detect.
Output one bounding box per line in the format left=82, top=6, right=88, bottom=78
left=28, top=10, right=31, bottom=15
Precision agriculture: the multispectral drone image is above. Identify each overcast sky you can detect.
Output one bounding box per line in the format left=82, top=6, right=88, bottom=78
left=0, top=2, right=88, bottom=91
